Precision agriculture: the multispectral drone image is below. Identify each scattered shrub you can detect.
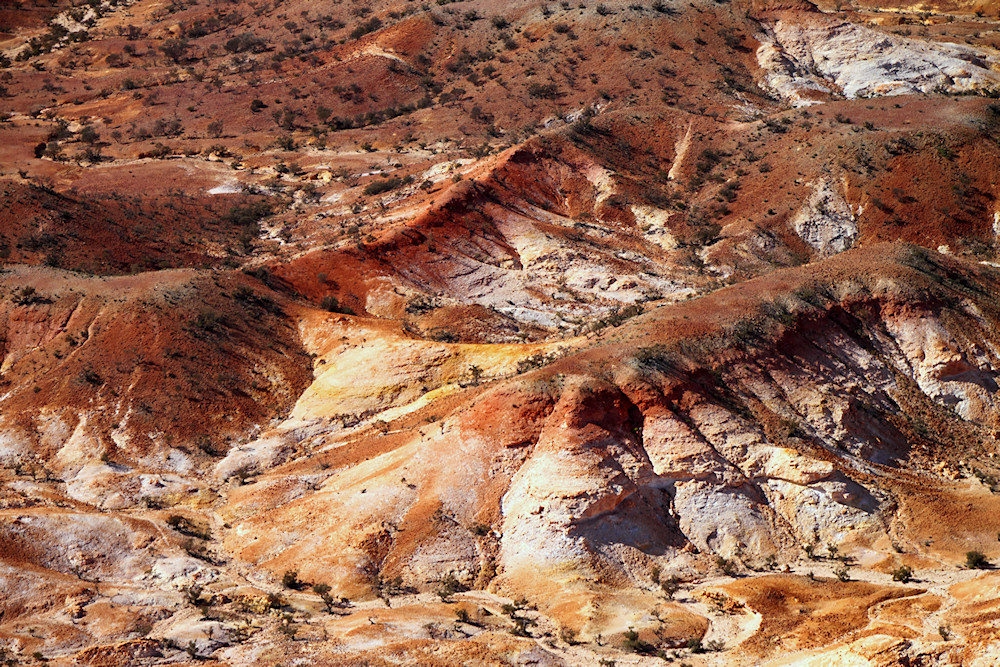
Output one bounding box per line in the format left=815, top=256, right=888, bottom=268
left=191, top=310, right=226, bottom=334
left=282, top=570, right=301, bottom=589
left=350, top=17, right=382, bottom=40
left=527, top=82, right=560, bottom=99
left=79, top=367, right=103, bottom=386
left=320, top=295, right=356, bottom=315
left=661, top=575, right=681, bottom=599
left=362, top=175, right=412, bottom=196
left=224, top=201, right=272, bottom=227
left=435, top=572, right=466, bottom=601
left=966, top=550, right=989, bottom=569
left=623, top=628, right=654, bottom=654
left=717, top=557, right=738, bottom=577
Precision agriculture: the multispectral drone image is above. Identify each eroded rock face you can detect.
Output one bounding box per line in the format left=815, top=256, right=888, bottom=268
left=5, top=0, right=1000, bottom=662
left=6, top=258, right=1000, bottom=661
left=498, top=379, right=677, bottom=597
left=792, top=180, right=859, bottom=255
left=205, top=250, right=1000, bottom=646
left=758, top=13, right=1000, bottom=102
left=884, top=310, right=1000, bottom=425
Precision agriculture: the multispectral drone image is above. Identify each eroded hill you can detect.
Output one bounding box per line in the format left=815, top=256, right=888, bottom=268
left=1, top=0, right=1000, bottom=665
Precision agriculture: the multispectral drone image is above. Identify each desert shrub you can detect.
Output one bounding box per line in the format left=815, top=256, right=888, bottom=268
left=277, top=619, right=297, bottom=638
left=224, top=33, right=265, bottom=53
left=717, top=557, right=738, bottom=577
left=184, top=585, right=205, bottom=606
left=375, top=575, right=405, bottom=599
left=661, top=575, right=681, bottom=599
left=282, top=570, right=301, bottom=589
left=320, top=295, right=356, bottom=315
left=362, top=175, right=412, bottom=196
left=405, top=295, right=437, bottom=314
left=623, top=628, right=654, bottom=654
left=509, top=617, right=532, bottom=636
left=966, top=550, right=989, bottom=569
left=14, top=286, right=48, bottom=306
left=312, top=583, right=337, bottom=612
left=79, top=367, right=103, bottom=386
left=435, top=572, right=466, bottom=601
left=159, top=38, right=189, bottom=62
left=191, top=310, right=226, bottom=334
left=350, top=17, right=382, bottom=40
left=78, top=146, right=103, bottom=163
left=719, top=181, right=740, bottom=202
left=132, top=621, right=153, bottom=636
left=167, top=514, right=210, bottom=539
left=892, top=565, right=913, bottom=582
left=590, top=303, right=643, bottom=331
left=224, top=201, right=272, bottom=227
left=516, top=352, right=554, bottom=373
left=527, top=82, right=560, bottom=99
left=428, top=328, right=458, bottom=343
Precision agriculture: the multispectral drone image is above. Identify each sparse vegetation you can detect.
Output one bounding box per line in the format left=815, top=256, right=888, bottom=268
left=79, top=367, right=103, bottom=386
left=717, top=557, right=738, bottom=577
left=362, top=175, right=413, bottom=196
left=435, top=572, right=466, bottom=602
left=225, top=201, right=272, bottom=227
left=4, top=2, right=1000, bottom=661
left=320, top=295, right=356, bottom=315
left=282, top=570, right=301, bottom=589
left=661, top=575, right=681, bottom=599
left=622, top=628, right=655, bottom=654
left=966, top=551, right=989, bottom=569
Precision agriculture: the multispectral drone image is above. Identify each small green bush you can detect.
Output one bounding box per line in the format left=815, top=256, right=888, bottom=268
left=282, top=570, right=300, bottom=589
left=623, top=628, right=654, bottom=654
left=320, top=295, right=356, bottom=315
left=224, top=201, right=272, bottom=227
left=362, top=175, right=412, bottom=196
left=966, top=550, right=989, bottom=569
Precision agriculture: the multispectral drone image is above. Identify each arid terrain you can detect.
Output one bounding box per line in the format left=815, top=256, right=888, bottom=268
left=1, top=0, right=1000, bottom=664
